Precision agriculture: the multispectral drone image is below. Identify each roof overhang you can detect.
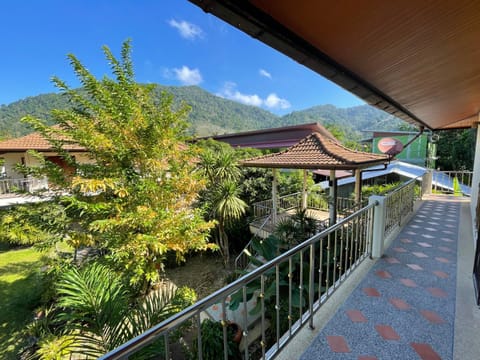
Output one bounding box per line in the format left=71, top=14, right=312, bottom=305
left=190, top=0, right=480, bottom=130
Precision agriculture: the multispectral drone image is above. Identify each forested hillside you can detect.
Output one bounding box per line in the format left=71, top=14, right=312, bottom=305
left=0, top=84, right=409, bottom=139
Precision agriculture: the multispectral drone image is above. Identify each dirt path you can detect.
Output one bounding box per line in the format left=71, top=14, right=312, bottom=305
left=162, top=254, right=233, bottom=300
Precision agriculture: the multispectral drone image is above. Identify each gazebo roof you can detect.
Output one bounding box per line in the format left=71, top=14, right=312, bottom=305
left=241, top=132, right=389, bottom=170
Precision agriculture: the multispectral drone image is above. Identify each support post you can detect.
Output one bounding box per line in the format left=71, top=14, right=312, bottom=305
left=423, top=170, right=433, bottom=196
left=329, top=170, right=337, bottom=225
left=302, top=169, right=308, bottom=210
left=272, top=168, right=278, bottom=225
left=369, top=195, right=386, bottom=258
left=355, top=169, right=362, bottom=204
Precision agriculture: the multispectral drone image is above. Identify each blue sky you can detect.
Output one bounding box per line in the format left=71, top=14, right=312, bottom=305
left=0, top=0, right=365, bottom=114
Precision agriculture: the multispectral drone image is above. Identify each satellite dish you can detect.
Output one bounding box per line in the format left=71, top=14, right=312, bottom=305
left=377, top=137, right=404, bottom=156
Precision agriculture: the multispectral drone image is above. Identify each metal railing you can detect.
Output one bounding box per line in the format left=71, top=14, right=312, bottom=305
left=100, top=203, right=376, bottom=360
left=383, top=177, right=419, bottom=237
left=235, top=214, right=272, bottom=270
left=253, top=191, right=358, bottom=221
left=0, top=177, right=48, bottom=194
left=432, top=170, right=473, bottom=196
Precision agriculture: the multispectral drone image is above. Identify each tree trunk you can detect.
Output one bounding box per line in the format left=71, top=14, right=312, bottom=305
left=218, top=222, right=229, bottom=266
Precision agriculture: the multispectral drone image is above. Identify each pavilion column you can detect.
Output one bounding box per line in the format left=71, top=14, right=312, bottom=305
left=272, top=168, right=278, bottom=225
left=354, top=169, right=362, bottom=205
left=329, top=170, right=337, bottom=225
left=301, top=169, right=308, bottom=210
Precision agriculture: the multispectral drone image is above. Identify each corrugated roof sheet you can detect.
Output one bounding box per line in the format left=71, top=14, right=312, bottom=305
left=241, top=132, right=389, bottom=170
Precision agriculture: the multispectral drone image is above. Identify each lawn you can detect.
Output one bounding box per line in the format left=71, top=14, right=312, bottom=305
left=0, top=245, right=43, bottom=359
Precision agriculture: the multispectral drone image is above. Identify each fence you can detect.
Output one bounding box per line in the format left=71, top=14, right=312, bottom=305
left=0, top=177, right=48, bottom=195
left=100, top=203, right=376, bottom=360
left=252, top=191, right=358, bottom=221
left=431, top=170, right=472, bottom=195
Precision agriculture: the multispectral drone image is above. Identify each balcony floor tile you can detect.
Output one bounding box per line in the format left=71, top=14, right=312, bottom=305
left=299, top=198, right=459, bottom=360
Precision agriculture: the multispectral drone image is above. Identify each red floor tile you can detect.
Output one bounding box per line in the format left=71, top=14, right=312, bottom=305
left=389, top=298, right=411, bottom=310
left=411, top=342, right=441, bottom=360
left=432, top=270, right=449, bottom=278
left=400, top=238, right=413, bottom=243
left=346, top=309, right=367, bottom=323
left=385, top=257, right=401, bottom=264
left=363, top=287, right=381, bottom=297
left=400, top=278, right=417, bottom=287
left=427, top=287, right=448, bottom=298
left=420, top=310, right=445, bottom=324
left=435, top=257, right=451, bottom=263
left=375, top=324, right=400, bottom=340
left=393, top=247, right=407, bottom=253
left=438, top=246, right=453, bottom=253
left=407, top=264, right=423, bottom=271
left=326, top=335, right=350, bottom=353
left=375, top=270, right=392, bottom=279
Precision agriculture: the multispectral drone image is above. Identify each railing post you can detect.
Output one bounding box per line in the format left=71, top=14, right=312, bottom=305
left=423, top=170, right=432, bottom=196
left=369, top=195, right=386, bottom=258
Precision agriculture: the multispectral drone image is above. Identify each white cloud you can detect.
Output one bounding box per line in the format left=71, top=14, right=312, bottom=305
left=173, top=66, right=203, bottom=85
left=264, top=93, right=291, bottom=109
left=218, top=82, right=262, bottom=106
left=217, top=82, right=290, bottom=110
left=168, top=19, right=203, bottom=40
left=259, top=69, right=272, bottom=79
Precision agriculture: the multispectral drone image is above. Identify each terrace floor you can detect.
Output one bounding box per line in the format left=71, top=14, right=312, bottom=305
left=277, top=195, right=480, bottom=360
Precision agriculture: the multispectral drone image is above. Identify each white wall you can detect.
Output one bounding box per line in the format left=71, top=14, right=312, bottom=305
left=1, top=151, right=94, bottom=178
left=470, top=122, right=480, bottom=245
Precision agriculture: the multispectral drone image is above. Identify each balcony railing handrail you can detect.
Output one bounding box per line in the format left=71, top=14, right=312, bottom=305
left=100, top=201, right=377, bottom=360
left=0, top=176, right=48, bottom=194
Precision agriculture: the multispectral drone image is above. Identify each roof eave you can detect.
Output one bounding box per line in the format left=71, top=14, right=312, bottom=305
left=189, top=0, right=430, bottom=130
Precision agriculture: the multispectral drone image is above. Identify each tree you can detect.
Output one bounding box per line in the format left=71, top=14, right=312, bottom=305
left=197, top=141, right=247, bottom=265
left=33, top=263, right=196, bottom=358
left=18, top=40, right=215, bottom=290
left=436, top=129, right=475, bottom=170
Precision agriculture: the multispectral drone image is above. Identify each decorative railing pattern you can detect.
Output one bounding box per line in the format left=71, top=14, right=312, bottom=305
left=100, top=203, right=376, bottom=360
left=0, top=177, right=48, bottom=195
left=383, top=177, right=418, bottom=237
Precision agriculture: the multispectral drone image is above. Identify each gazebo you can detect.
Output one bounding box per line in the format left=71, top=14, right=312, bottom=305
left=241, top=130, right=389, bottom=225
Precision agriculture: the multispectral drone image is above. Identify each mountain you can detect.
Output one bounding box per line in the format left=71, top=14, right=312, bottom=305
left=0, top=85, right=409, bottom=139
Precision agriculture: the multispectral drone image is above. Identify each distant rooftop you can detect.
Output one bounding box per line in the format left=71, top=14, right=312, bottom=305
left=200, top=123, right=336, bottom=149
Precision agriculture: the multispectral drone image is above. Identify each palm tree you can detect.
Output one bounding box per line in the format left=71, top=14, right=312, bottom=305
left=199, top=144, right=247, bottom=265
left=212, top=180, right=247, bottom=264
left=35, top=263, right=190, bottom=359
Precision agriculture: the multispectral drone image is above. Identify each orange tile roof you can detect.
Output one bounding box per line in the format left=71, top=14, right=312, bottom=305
left=0, top=126, right=86, bottom=153
left=240, top=132, right=389, bottom=170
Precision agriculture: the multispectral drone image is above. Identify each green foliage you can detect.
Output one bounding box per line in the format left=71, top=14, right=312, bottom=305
left=436, top=129, right=475, bottom=171
left=17, top=40, right=215, bottom=288
left=0, top=247, right=43, bottom=359
left=0, top=202, right=69, bottom=250
left=1, top=85, right=411, bottom=140
left=197, top=140, right=247, bottom=265
left=192, top=319, right=241, bottom=360
left=31, top=263, right=197, bottom=359
left=361, top=182, right=402, bottom=198
left=453, top=177, right=462, bottom=196
left=277, top=170, right=314, bottom=195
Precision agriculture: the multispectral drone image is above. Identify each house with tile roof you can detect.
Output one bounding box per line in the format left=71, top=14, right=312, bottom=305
left=0, top=128, right=92, bottom=193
